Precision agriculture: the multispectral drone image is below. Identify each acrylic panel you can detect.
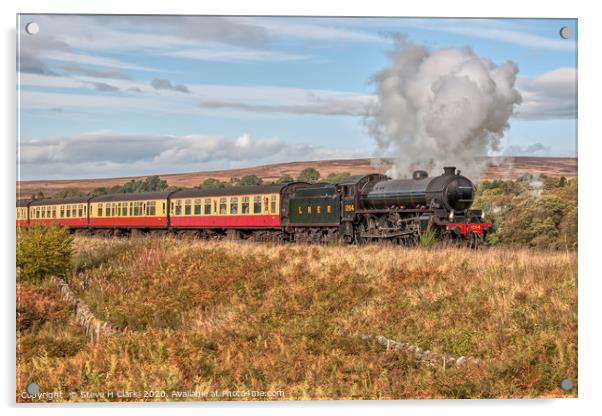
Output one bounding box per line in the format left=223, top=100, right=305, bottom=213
left=16, top=14, right=577, bottom=402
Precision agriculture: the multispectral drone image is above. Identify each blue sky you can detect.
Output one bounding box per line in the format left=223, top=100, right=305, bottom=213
left=17, top=15, right=577, bottom=180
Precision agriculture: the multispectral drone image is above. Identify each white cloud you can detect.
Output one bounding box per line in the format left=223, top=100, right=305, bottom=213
left=18, top=130, right=365, bottom=180
left=19, top=65, right=575, bottom=122
left=199, top=94, right=375, bottom=116
left=515, top=67, right=577, bottom=120
left=394, top=19, right=576, bottom=51
left=249, top=18, right=387, bottom=44
left=504, top=142, right=551, bottom=156
left=41, top=51, right=158, bottom=72
left=164, top=48, right=308, bottom=62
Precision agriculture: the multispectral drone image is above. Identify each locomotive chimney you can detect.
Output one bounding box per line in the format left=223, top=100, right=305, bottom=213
left=412, top=170, right=428, bottom=180
left=443, top=166, right=456, bottom=176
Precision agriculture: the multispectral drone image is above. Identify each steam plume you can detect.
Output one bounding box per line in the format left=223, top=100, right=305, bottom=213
left=367, top=36, right=522, bottom=179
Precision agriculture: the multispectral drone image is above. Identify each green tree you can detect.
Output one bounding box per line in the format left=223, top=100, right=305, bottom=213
left=198, top=178, right=230, bottom=189
left=141, top=175, right=168, bottom=192
left=121, top=176, right=168, bottom=193
left=239, top=174, right=263, bottom=186
left=324, top=172, right=351, bottom=184
left=298, top=168, right=321, bottom=183
left=56, top=188, right=83, bottom=198
left=109, top=185, right=124, bottom=194
left=277, top=174, right=294, bottom=184
left=17, top=224, right=73, bottom=283
left=89, top=187, right=109, bottom=196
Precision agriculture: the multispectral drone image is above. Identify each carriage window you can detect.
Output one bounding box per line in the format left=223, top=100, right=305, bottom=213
left=175, top=200, right=182, bottom=216
left=78, top=204, right=83, bottom=217
left=230, top=197, right=238, bottom=215
left=307, top=206, right=312, bottom=214
left=132, top=202, right=138, bottom=216
left=219, top=198, right=227, bottom=215
left=60, top=206, right=65, bottom=218
left=53, top=207, right=57, bottom=218
left=83, top=206, right=86, bottom=216
left=253, top=196, right=262, bottom=214
left=327, top=205, right=332, bottom=214
left=194, top=199, right=201, bottom=215
left=317, top=205, right=321, bottom=214
left=66, top=206, right=71, bottom=218
left=129, top=202, right=133, bottom=216
left=147, top=201, right=156, bottom=216
left=41, top=208, right=46, bottom=219
left=204, top=199, right=212, bottom=215
left=106, top=204, right=110, bottom=217
left=162, top=202, right=166, bottom=215
left=242, top=196, right=250, bottom=214
left=98, top=204, right=103, bottom=217
left=270, top=195, right=277, bottom=214
left=185, top=199, right=192, bottom=216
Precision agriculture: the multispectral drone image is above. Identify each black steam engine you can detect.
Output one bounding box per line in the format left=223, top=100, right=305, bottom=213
left=284, top=166, right=489, bottom=245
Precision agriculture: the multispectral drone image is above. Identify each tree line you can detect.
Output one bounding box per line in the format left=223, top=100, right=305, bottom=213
left=28, top=168, right=351, bottom=199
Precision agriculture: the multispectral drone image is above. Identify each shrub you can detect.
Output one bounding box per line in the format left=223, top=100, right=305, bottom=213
left=473, top=176, right=577, bottom=250
left=419, top=227, right=437, bottom=248
left=16, top=224, right=73, bottom=283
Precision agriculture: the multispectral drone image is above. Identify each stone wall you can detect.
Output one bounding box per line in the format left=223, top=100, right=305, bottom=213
left=51, top=276, right=121, bottom=344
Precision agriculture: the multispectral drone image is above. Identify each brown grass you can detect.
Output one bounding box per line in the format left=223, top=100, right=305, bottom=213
left=17, top=237, right=577, bottom=401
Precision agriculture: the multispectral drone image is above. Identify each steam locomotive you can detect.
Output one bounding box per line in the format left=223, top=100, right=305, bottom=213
left=16, top=166, right=489, bottom=245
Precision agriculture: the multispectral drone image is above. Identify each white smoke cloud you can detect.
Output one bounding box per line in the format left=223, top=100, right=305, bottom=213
left=366, top=36, right=522, bottom=179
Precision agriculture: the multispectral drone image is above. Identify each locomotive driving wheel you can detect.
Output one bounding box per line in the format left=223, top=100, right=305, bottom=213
left=354, top=217, right=373, bottom=245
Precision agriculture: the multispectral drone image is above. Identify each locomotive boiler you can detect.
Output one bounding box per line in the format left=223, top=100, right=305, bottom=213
left=361, top=166, right=475, bottom=212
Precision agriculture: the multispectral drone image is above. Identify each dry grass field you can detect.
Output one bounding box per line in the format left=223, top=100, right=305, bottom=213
left=17, top=156, right=577, bottom=197
left=17, top=237, right=577, bottom=401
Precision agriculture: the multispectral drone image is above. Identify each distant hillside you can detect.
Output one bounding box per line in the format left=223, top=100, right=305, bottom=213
left=17, top=156, right=577, bottom=198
